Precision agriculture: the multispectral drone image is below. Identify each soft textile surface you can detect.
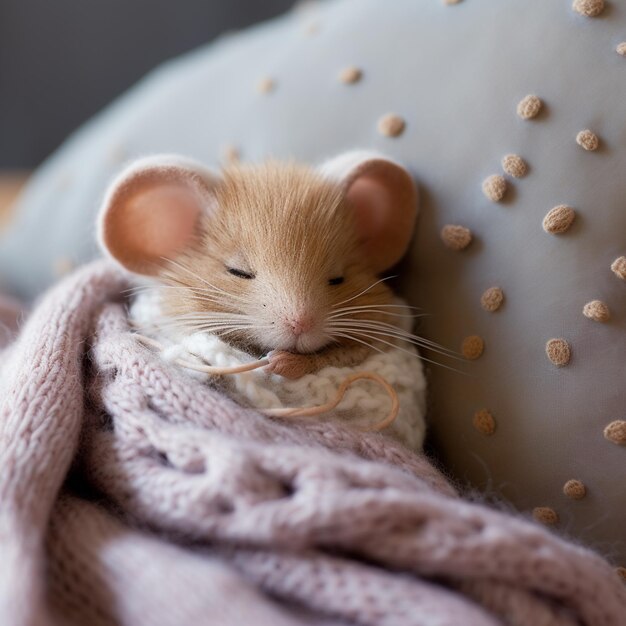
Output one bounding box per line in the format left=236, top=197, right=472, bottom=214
left=0, top=263, right=625, bottom=626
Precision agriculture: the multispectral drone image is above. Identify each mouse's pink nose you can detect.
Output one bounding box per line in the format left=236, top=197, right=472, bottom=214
left=287, top=314, right=314, bottom=336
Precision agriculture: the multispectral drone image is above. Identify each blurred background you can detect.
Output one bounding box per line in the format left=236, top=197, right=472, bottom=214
left=0, top=0, right=294, bottom=169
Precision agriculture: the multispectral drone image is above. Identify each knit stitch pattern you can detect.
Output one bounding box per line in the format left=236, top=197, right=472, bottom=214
left=0, top=262, right=625, bottom=626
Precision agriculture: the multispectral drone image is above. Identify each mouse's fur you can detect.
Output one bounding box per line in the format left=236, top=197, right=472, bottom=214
left=158, top=162, right=396, bottom=377
left=99, top=151, right=420, bottom=379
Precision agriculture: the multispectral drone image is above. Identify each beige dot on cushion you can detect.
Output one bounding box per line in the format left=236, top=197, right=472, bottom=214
left=533, top=507, right=559, bottom=526
left=256, top=77, right=276, bottom=94
left=480, top=287, right=504, bottom=312
left=546, top=339, right=571, bottom=367
left=482, top=175, right=507, bottom=202
left=576, top=130, right=600, bottom=151
left=542, top=205, right=575, bottom=234
left=563, top=479, right=587, bottom=500
left=572, top=0, right=605, bottom=17
left=377, top=114, right=406, bottom=137
left=441, top=225, right=472, bottom=250
left=221, top=144, right=240, bottom=164
left=53, top=257, right=74, bottom=277
left=517, top=95, right=542, bottom=120
left=462, top=335, right=484, bottom=360
left=303, top=21, right=319, bottom=35
left=501, top=154, right=528, bottom=178
left=583, top=300, right=610, bottom=322
left=617, top=43, right=626, bottom=56
left=604, top=420, right=626, bottom=445
left=443, top=0, right=462, bottom=4
left=473, top=409, right=496, bottom=435
left=339, top=66, right=363, bottom=84
left=611, top=257, right=626, bottom=280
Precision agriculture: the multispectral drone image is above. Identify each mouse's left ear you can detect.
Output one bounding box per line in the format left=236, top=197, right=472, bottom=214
left=97, top=155, right=221, bottom=276
left=319, top=151, right=418, bottom=274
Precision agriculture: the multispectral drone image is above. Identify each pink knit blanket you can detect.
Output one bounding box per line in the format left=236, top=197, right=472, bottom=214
left=1, top=262, right=625, bottom=626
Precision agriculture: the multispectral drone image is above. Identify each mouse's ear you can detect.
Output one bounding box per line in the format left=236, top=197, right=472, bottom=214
left=97, top=155, right=220, bottom=276
left=319, top=151, right=418, bottom=274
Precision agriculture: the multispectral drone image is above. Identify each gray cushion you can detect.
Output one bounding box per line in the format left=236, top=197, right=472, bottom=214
left=1, top=0, right=625, bottom=566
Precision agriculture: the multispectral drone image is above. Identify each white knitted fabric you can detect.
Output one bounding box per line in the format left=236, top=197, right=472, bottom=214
left=130, top=289, right=427, bottom=450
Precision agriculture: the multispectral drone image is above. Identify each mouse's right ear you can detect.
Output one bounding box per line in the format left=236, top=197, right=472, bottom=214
left=97, top=155, right=220, bottom=276
left=318, top=151, right=418, bottom=275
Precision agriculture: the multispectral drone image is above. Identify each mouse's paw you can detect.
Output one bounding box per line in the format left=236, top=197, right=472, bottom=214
left=265, top=350, right=314, bottom=379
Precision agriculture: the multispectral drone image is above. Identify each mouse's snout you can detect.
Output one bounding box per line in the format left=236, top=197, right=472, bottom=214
left=286, top=313, right=315, bottom=337
left=266, top=303, right=327, bottom=353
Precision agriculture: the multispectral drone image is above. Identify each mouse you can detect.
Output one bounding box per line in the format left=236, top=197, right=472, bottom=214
left=97, top=150, right=419, bottom=380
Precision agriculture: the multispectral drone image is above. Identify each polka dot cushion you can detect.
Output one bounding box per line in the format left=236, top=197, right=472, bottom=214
left=1, top=0, right=625, bottom=567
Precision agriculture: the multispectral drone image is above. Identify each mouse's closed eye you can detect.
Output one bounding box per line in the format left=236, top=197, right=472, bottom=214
left=328, top=276, right=345, bottom=286
left=227, top=267, right=255, bottom=279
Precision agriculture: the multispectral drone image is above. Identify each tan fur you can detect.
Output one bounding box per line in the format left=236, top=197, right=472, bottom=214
left=159, top=161, right=400, bottom=375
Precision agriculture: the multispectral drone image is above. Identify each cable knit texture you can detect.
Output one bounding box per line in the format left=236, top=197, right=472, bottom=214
left=0, top=261, right=625, bottom=626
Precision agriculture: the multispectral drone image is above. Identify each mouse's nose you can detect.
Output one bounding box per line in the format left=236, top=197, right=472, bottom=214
left=287, top=314, right=314, bottom=336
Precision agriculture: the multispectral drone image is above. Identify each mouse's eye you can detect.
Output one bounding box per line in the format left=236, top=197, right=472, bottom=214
left=227, top=267, right=255, bottom=279
left=328, top=277, right=345, bottom=286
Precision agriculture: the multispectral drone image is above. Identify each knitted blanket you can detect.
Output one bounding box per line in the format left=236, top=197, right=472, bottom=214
left=1, top=262, right=625, bottom=626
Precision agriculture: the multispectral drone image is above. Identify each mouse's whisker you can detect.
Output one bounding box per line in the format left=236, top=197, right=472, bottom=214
left=173, top=312, right=256, bottom=321
left=181, top=319, right=274, bottom=333
left=325, top=331, right=386, bottom=355
left=129, top=284, right=229, bottom=308
left=159, top=288, right=231, bottom=304
left=158, top=284, right=218, bottom=295
left=162, top=260, right=249, bottom=304
left=331, top=319, right=435, bottom=347
left=386, top=330, right=461, bottom=354
left=329, top=326, right=463, bottom=362
left=141, top=317, right=258, bottom=335
left=331, top=303, right=423, bottom=313
left=147, top=288, right=240, bottom=312
left=334, top=328, right=467, bottom=374
left=164, top=260, right=233, bottom=296
left=183, top=321, right=263, bottom=333
left=148, top=312, right=255, bottom=324
left=328, top=308, right=428, bottom=321
left=214, top=325, right=273, bottom=337
left=329, top=318, right=461, bottom=357
left=330, top=318, right=435, bottom=339
left=171, top=323, right=256, bottom=332
left=160, top=285, right=248, bottom=308
left=187, top=286, right=246, bottom=302
left=122, top=285, right=156, bottom=297
left=163, top=258, right=219, bottom=288
left=331, top=275, right=397, bottom=308
left=170, top=319, right=252, bottom=326
left=137, top=325, right=252, bottom=338
left=330, top=324, right=464, bottom=362
left=331, top=316, right=448, bottom=338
